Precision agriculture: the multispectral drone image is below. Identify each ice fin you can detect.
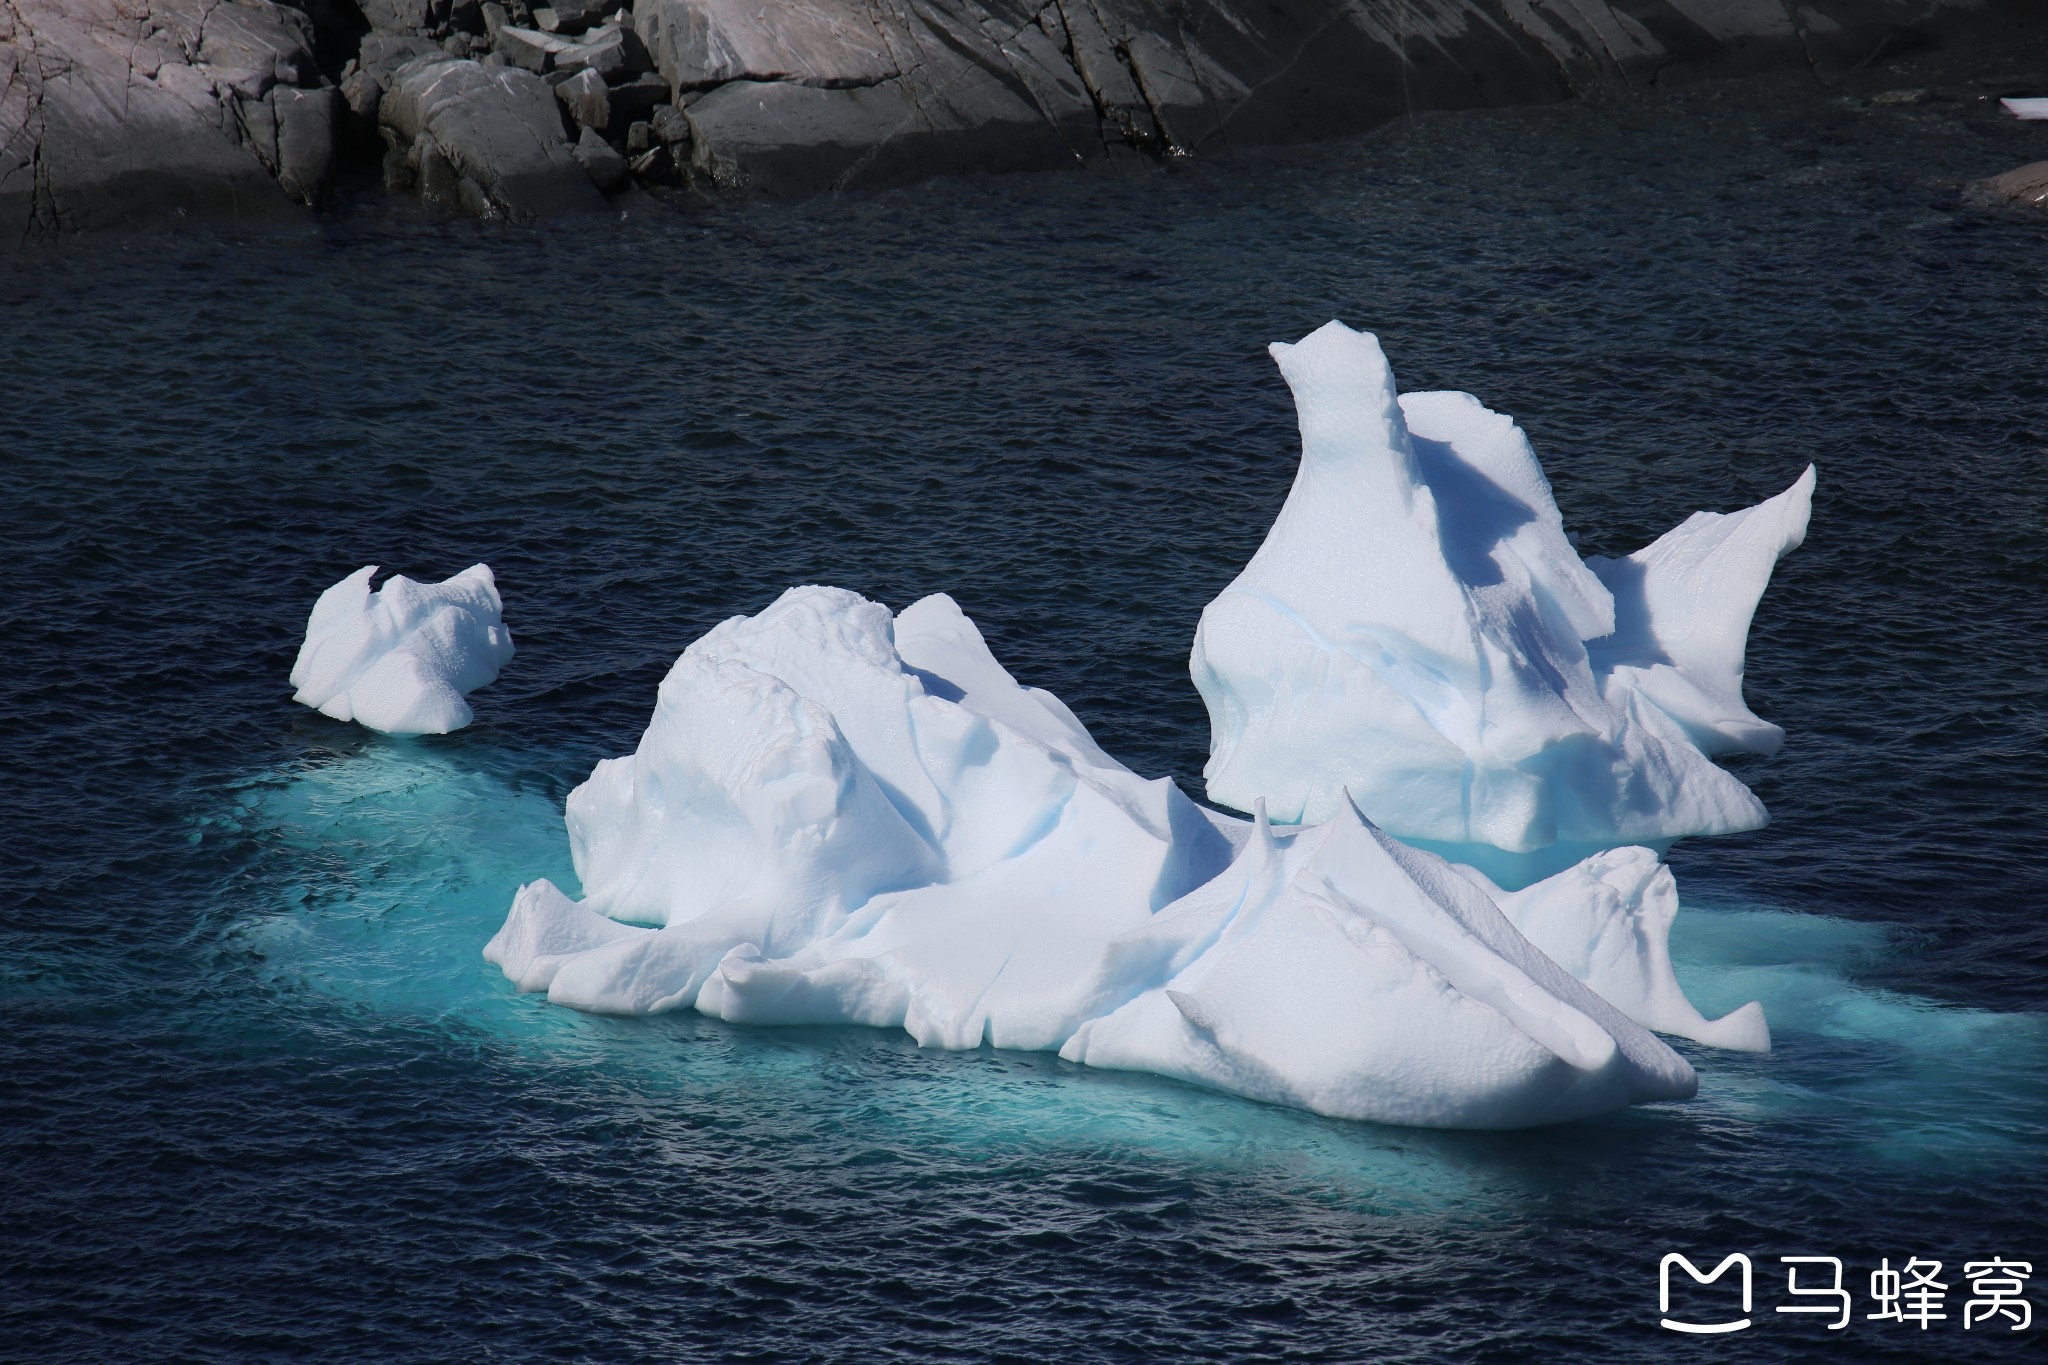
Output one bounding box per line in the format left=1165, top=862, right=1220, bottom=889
left=1587, top=465, right=1815, bottom=756
left=1472, top=847, right=1772, bottom=1052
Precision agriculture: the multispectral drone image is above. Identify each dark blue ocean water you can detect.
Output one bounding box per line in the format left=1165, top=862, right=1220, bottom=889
left=6, top=43, right=2048, bottom=1363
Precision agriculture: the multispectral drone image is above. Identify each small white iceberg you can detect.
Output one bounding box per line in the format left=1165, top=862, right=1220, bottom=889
left=290, top=564, right=514, bottom=735
left=486, top=585, right=1707, bottom=1129
left=1190, top=320, right=1812, bottom=885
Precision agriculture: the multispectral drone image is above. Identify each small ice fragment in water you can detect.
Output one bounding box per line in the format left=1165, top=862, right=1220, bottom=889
left=290, top=564, right=514, bottom=735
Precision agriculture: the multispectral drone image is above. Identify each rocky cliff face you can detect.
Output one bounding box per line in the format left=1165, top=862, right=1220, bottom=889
left=1, top=0, right=339, bottom=231
left=0, top=0, right=2032, bottom=232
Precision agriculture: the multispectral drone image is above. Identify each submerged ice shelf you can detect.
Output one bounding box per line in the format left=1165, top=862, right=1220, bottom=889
left=484, top=584, right=1765, bottom=1129
left=291, top=564, right=514, bottom=736
left=1193, top=321, right=1812, bottom=886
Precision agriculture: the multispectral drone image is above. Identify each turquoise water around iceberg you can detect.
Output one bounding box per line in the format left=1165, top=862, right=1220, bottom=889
left=230, top=743, right=2048, bottom=1185
left=7, top=37, right=2048, bottom=1361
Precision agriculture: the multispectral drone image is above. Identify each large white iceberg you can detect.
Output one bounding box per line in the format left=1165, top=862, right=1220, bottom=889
left=1191, top=320, right=1813, bottom=885
left=290, top=564, right=515, bottom=735
left=486, top=585, right=1704, bottom=1129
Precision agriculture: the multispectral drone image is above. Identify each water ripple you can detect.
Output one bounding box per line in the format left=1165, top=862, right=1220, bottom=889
left=5, top=42, right=2048, bottom=1363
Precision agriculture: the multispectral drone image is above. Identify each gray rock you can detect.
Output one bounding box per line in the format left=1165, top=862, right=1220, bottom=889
left=274, top=86, right=341, bottom=203
left=682, top=75, right=1063, bottom=197
left=360, top=34, right=447, bottom=86
left=382, top=133, right=416, bottom=190
left=641, top=0, right=1135, bottom=194
left=668, top=0, right=1098, bottom=198
left=198, top=0, right=319, bottom=84
left=380, top=54, right=606, bottom=217
left=494, top=24, right=578, bottom=73
left=981, top=7, right=1097, bottom=160
left=1966, top=161, right=2048, bottom=208
left=637, top=0, right=894, bottom=90
left=413, top=131, right=464, bottom=210
left=629, top=144, right=673, bottom=179
left=608, top=73, right=673, bottom=126
left=1059, top=0, right=1153, bottom=149
left=555, top=67, right=611, bottom=130
left=535, top=0, right=609, bottom=34
left=642, top=0, right=2043, bottom=200
left=573, top=124, right=630, bottom=190
left=626, top=120, right=655, bottom=154
left=1087, top=5, right=1217, bottom=153
left=7, top=0, right=2044, bottom=230
left=342, top=69, right=385, bottom=124
left=650, top=102, right=692, bottom=146
left=554, top=25, right=653, bottom=82
left=0, top=0, right=335, bottom=231
left=361, top=0, right=439, bottom=35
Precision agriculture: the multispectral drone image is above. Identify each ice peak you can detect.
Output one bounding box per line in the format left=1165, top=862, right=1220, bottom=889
left=1269, top=319, right=1415, bottom=476
left=1194, top=324, right=1811, bottom=883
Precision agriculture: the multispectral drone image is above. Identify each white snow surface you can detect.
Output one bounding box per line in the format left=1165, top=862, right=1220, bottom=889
left=1191, top=320, right=1813, bottom=883
left=290, top=564, right=515, bottom=735
left=486, top=585, right=1703, bottom=1129
left=2001, top=97, right=2048, bottom=120
left=1465, top=847, right=1769, bottom=1052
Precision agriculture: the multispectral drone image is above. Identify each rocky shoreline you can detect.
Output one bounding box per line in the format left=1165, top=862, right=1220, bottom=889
left=1, top=0, right=2040, bottom=232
